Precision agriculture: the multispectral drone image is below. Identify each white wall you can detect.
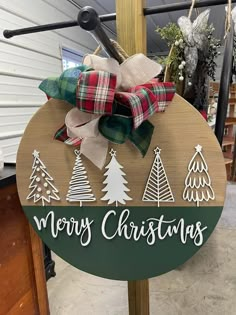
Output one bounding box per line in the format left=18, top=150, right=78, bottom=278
left=0, top=0, right=113, bottom=163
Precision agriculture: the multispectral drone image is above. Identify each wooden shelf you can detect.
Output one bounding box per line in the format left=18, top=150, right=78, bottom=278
left=225, top=122, right=234, bottom=126
left=222, top=137, right=235, bottom=147
left=210, top=81, right=236, bottom=180
left=228, top=98, right=236, bottom=104
left=223, top=151, right=233, bottom=164
left=224, top=158, right=233, bottom=165
left=225, top=117, right=236, bottom=125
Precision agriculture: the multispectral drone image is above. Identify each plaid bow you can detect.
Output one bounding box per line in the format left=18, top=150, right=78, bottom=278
left=39, top=65, right=175, bottom=168
left=40, top=66, right=175, bottom=129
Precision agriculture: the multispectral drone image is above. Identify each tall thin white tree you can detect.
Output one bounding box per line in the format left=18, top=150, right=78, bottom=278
left=66, top=150, right=96, bottom=207
left=101, top=149, right=132, bottom=207
left=142, top=147, right=174, bottom=207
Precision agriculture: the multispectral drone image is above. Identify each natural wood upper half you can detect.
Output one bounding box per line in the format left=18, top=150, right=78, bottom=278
left=17, top=95, right=226, bottom=208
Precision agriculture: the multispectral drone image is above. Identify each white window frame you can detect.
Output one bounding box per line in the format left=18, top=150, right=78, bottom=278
left=62, top=47, right=84, bottom=70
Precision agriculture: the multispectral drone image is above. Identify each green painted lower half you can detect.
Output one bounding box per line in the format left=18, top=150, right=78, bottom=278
left=24, top=206, right=222, bottom=281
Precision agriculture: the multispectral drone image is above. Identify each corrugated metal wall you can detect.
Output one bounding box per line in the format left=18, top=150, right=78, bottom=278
left=0, top=0, right=102, bottom=163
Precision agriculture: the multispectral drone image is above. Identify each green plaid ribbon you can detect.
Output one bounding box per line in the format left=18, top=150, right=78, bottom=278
left=39, top=65, right=92, bottom=105
left=98, top=116, right=154, bottom=157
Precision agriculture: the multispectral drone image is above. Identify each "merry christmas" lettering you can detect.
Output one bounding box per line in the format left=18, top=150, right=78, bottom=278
left=33, top=209, right=207, bottom=247
left=102, top=209, right=207, bottom=246
left=33, top=211, right=93, bottom=246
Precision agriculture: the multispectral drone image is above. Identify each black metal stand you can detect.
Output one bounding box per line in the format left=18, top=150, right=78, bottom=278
left=3, top=0, right=235, bottom=39
left=4, top=6, right=122, bottom=63
left=215, top=24, right=234, bottom=145
left=43, top=244, right=56, bottom=281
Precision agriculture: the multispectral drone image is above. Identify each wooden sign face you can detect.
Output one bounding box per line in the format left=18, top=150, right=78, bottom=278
left=16, top=95, right=226, bottom=280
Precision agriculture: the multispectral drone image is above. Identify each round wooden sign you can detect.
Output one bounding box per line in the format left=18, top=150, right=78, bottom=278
left=16, top=95, right=226, bottom=280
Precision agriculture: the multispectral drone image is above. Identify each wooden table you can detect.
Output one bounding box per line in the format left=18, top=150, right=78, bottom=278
left=0, top=166, right=49, bottom=315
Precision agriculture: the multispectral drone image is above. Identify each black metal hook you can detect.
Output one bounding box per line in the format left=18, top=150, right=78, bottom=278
left=3, top=6, right=122, bottom=63
left=78, top=7, right=123, bottom=63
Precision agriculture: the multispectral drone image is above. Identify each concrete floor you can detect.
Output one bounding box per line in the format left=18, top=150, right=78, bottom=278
left=47, top=183, right=236, bottom=315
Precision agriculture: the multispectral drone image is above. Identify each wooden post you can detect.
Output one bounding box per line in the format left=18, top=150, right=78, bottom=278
left=116, top=0, right=147, bottom=56
left=128, top=280, right=149, bottom=315
left=116, top=1, right=149, bottom=314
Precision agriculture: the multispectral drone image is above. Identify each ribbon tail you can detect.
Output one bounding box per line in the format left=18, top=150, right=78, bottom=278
left=80, top=135, right=108, bottom=169
left=128, top=120, right=154, bottom=157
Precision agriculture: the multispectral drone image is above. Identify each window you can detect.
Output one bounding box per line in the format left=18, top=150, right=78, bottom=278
left=62, top=47, right=84, bottom=70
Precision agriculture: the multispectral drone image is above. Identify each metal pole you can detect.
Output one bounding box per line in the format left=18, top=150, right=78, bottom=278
left=3, top=12, right=116, bottom=39
left=215, top=23, right=234, bottom=145
left=144, top=0, right=236, bottom=15
left=3, top=20, right=78, bottom=39
left=100, top=13, right=116, bottom=22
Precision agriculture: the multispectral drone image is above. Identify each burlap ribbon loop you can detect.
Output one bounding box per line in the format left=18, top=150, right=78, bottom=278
left=65, top=108, right=108, bottom=169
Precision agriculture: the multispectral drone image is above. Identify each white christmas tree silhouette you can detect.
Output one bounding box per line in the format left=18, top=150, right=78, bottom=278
left=66, top=150, right=96, bottom=207
left=101, top=149, right=132, bottom=207
left=27, top=150, right=60, bottom=206
left=183, top=144, right=215, bottom=207
left=142, top=147, right=174, bottom=207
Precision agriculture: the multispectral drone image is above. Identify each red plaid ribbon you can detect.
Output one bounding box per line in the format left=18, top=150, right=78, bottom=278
left=119, top=81, right=175, bottom=129
left=75, top=71, right=175, bottom=129
left=76, top=70, right=117, bottom=115
left=140, top=80, right=176, bottom=111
